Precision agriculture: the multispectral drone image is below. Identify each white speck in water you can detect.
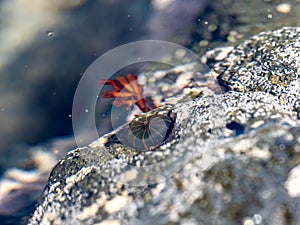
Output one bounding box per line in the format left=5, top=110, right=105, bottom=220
left=276, top=3, right=291, bottom=14
left=204, top=21, right=208, bottom=25
left=68, top=114, right=72, bottom=118
left=47, top=31, right=55, bottom=37
left=253, top=214, right=262, bottom=224
left=285, top=165, right=300, bottom=197
left=267, top=13, right=273, bottom=19
left=127, top=14, right=131, bottom=18
left=1, top=108, right=4, bottom=112
left=243, top=218, right=254, bottom=225
left=85, top=109, right=89, bottom=113
left=137, top=57, right=141, bottom=61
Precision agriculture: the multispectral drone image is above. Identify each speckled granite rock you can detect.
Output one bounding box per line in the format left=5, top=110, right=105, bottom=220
left=216, top=27, right=300, bottom=108
left=29, top=27, right=300, bottom=225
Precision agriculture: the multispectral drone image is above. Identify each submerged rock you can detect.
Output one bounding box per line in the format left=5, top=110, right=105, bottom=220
left=29, top=27, right=300, bottom=225
left=216, top=27, right=300, bottom=109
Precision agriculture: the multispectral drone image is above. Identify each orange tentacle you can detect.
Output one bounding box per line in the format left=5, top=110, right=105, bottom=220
left=99, top=74, right=156, bottom=112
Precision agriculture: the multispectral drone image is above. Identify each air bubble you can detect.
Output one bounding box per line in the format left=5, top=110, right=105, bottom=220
left=47, top=31, right=55, bottom=37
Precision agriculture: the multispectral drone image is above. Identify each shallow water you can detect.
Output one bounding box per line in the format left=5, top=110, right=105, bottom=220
left=0, top=0, right=299, bottom=224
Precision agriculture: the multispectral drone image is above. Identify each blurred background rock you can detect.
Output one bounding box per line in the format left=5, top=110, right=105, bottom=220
left=0, top=0, right=151, bottom=170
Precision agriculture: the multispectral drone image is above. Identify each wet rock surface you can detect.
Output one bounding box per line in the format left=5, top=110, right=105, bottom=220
left=216, top=27, right=300, bottom=107
left=29, top=27, right=300, bottom=225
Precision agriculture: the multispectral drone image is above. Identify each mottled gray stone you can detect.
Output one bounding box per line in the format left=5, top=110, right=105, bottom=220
left=29, top=27, right=300, bottom=225
left=216, top=27, right=300, bottom=109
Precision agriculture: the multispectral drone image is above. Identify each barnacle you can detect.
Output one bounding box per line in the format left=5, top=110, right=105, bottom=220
left=99, top=74, right=156, bottom=112
left=117, top=106, right=175, bottom=151
left=100, top=74, right=175, bottom=151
